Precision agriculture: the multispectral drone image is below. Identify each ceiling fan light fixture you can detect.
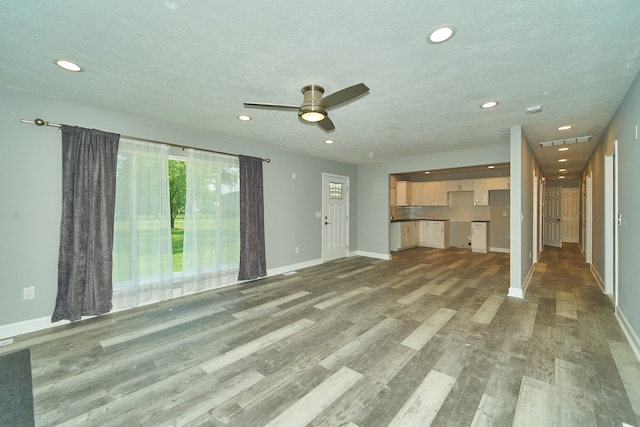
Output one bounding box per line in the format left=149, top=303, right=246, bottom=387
left=299, top=84, right=327, bottom=122
left=300, top=110, right=326, bottom=122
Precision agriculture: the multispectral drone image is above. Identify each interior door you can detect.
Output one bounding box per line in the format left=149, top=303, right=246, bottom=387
left=561, top=188, right=580, bottom=243
left=544, top=187, right=562, bottom=248
left=322, top=173, right=349, bottom=262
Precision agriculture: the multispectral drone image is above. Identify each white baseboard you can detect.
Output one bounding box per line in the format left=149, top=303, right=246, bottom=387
left=508, top=287, right=524, bottom=298
left=0, top=316, right=70, bottom=341
left=490, top=247, right=510, bottom=253
left=266, top=258, right=323, bottom=276
left=590, top=264, right=605, bottom=293
left=616, top=307, right=640, bottom=364
left=508, top=262, right=535, bottom=299
left=1, top=258, right=326, bottom=341
left=355, top=250, right=391, bottom=260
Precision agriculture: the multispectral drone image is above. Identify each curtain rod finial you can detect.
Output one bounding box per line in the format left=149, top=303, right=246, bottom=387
left=34, top=118, right=46, bottom=126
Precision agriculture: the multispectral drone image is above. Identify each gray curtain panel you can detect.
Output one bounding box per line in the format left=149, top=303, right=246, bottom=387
left=238, top=155, right=267, bottom=281
left=52, top=126, right=120, bottom=322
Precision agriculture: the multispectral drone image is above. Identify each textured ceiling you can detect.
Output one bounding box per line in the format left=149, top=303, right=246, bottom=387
left=2, top=1, right=640, bottom=179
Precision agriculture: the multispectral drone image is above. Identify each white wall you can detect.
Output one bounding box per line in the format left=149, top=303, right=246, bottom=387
left=0, top=88, right=357, bottom=333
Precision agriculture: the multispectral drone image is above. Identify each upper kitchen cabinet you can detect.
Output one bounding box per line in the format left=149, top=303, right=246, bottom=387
left=473, top=179, right=490, bottom=206
left=411, top=182, right=425, bottom=205
left=397, top=181, right=412, bottom=206
left=489, top=177, right=510, bottom=190
left=433, top=181, right=448, bottom=206
left=410, top=181, right=448, bottom=206
left=446, top=179, right=474, bottom=192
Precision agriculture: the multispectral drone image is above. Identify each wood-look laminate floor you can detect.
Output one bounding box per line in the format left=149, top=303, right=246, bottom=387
left=4, top=243, right=640, bottom=426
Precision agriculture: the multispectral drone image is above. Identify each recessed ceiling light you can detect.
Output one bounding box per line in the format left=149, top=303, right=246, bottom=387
left=424, top=171, right=431, bottom=174
left=237, top=115, right=251, bottom=121
left=558, top=147, right=569, bottom=151
left=427, top=25, right=456, bottom=44
left=487, top=165, right=495, bottom=169
left=558, top=125, right=572, bottom=131
left=558, top=158, right=568, bottom=162
left=559, top=168, right=567, bottom=172
left=559, top=176, right=565, bottom=179
left=54, top=59, right=83, bottom=72
left=480, top=101, right=498, bottom=109
left=324, top=139, right=334, bottom=144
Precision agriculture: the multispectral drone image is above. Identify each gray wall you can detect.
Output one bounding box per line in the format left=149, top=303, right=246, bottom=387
left=356, top=143, right=510, bottom=257
left=584, top=70, right=640, bottom=339
left=0, top=88, right=357, bottom=330
left=509, top=126, right=542, bottom=296
left=489, top=190, right=510, bottom=250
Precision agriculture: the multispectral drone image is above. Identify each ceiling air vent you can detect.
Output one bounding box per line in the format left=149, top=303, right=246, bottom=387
left=539, top=135, right=591, bottom=148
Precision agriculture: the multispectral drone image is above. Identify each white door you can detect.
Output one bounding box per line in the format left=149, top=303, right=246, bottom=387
left=544, top=187, right=562, bottom=248
left=322, top=173, right=349, bottom=262
left=585, top=174, right=593, bottom=264
left=561, top=188, right=580, bottom=243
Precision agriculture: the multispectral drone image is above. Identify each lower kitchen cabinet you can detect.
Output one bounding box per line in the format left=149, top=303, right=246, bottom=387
left=390, top=221, right=419, bottom=251
left=471, top=221, right=490, bottom=253
left=419, top=220, right=450, bottom=249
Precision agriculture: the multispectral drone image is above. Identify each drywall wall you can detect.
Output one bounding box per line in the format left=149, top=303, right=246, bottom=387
left=357, top=143, right=510, bottom=258
left=0, top=88, right=357, bottom=331
left=584, top=70, right=640, bottom=342
left=489, top=190, right=510, bottom=250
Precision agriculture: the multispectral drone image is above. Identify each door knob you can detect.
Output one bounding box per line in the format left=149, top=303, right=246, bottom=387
left=325, top=221, right=331, bottom=225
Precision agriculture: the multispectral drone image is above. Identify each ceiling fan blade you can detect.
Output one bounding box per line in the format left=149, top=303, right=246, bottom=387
left=322, top=83, right=369, bottom=109
left=243, top=102, right=299, bottom=111
left=317, top=116, right=335, bottom=131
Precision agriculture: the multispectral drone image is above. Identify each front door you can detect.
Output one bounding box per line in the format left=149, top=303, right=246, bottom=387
left=544, top=187, right=562, bottom=248
left=322, top=173, right=349, bottom=262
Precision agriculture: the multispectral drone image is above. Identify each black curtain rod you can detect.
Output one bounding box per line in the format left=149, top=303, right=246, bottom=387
left=19, top=118, right=271, bottom=163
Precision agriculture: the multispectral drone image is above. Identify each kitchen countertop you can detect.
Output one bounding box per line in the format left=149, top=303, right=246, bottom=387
left=390, top=218, right=450, bottom=223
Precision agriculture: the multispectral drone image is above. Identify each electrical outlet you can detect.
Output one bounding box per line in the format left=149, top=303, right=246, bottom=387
left=295, top=247, right=300, bottom=254
left=23, top=286, right=35, bottom=300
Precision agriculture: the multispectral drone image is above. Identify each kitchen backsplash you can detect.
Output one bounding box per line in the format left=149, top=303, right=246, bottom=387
left=393, top=191, right=490, bottom=222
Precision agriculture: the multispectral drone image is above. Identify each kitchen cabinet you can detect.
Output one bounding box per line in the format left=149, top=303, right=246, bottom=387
left=397, top=181, right=412, bottom=206
left=473, top=179, right=490, bottom=206
left=446, top=179, right=474, bottom=192
left=471, top=221, right=490, bottom=253
left=390, top=221, right=419, bottom=251
left=411, top=182, right=425, bottom=205
left=419, top=220, right=450, bottom=249
left=489, top=177, right=510, bottom=190
left=402, top=221, right=419, bottom=249
left=432, top=182, right=448, bottom=206
left=411, top=182, right=448, bottom=206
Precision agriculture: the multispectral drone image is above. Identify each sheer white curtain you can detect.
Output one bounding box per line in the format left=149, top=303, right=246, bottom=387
left=112, top=138, right=173, bottom=309
left=182, top=149, right=240, bottom=294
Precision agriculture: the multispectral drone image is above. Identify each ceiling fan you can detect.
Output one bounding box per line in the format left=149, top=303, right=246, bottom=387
left=243, top=83, right=369, bottom=131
